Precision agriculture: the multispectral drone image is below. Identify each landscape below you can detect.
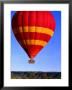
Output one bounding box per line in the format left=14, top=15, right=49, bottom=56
left=11, top=71, right=61, bottom=79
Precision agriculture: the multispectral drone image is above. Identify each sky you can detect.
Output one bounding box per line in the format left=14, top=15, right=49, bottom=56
left=11, top=11, right=61, bottom=72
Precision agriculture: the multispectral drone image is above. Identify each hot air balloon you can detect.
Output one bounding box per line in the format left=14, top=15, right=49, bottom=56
left=12, top=11, right=56, bottom=64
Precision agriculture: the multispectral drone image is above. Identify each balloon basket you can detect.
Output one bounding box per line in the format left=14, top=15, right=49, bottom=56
left=28, top=59, right=35, bottom=64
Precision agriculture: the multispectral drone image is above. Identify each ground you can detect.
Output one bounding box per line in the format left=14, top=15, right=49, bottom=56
left=11, top=71, right=61, bottom=79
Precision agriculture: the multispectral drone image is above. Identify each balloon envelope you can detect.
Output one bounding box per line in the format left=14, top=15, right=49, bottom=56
left=12, top=11, right=56, bottom=61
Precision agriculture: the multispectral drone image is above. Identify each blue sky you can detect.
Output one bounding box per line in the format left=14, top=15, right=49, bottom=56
left=11, top=11, right=61, bottom=72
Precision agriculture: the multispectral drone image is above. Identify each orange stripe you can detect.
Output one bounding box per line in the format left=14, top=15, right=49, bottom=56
left=13, top=26, right=54, bottom=37
left=23, top=40, right=47, bottom=47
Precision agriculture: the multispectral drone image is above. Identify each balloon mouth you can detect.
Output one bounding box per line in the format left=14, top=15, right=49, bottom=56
left=28, top=58, right=35, bottom=64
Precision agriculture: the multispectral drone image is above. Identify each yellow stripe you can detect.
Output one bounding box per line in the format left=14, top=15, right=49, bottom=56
left=14, top=26, right=54, bottom=36
left=23, top=40, right=47, bottom=47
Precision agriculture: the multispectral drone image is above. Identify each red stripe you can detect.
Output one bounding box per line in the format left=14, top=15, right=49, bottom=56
left=13, top=29, right=27, bottom=48
left=23, top=11, right=29, bottom=26
left=14, top=32, right=51, bottom=42
left=22, top=45, right=43, bottom=58
left=12, top=12, right=18, bottom=29
left=17, top=11, right=23, bottom=26
left=12, top=11, right=56, bottom=31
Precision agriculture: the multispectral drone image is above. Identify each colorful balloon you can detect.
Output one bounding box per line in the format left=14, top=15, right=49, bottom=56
left=12, top=11, right=56, bottom=63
